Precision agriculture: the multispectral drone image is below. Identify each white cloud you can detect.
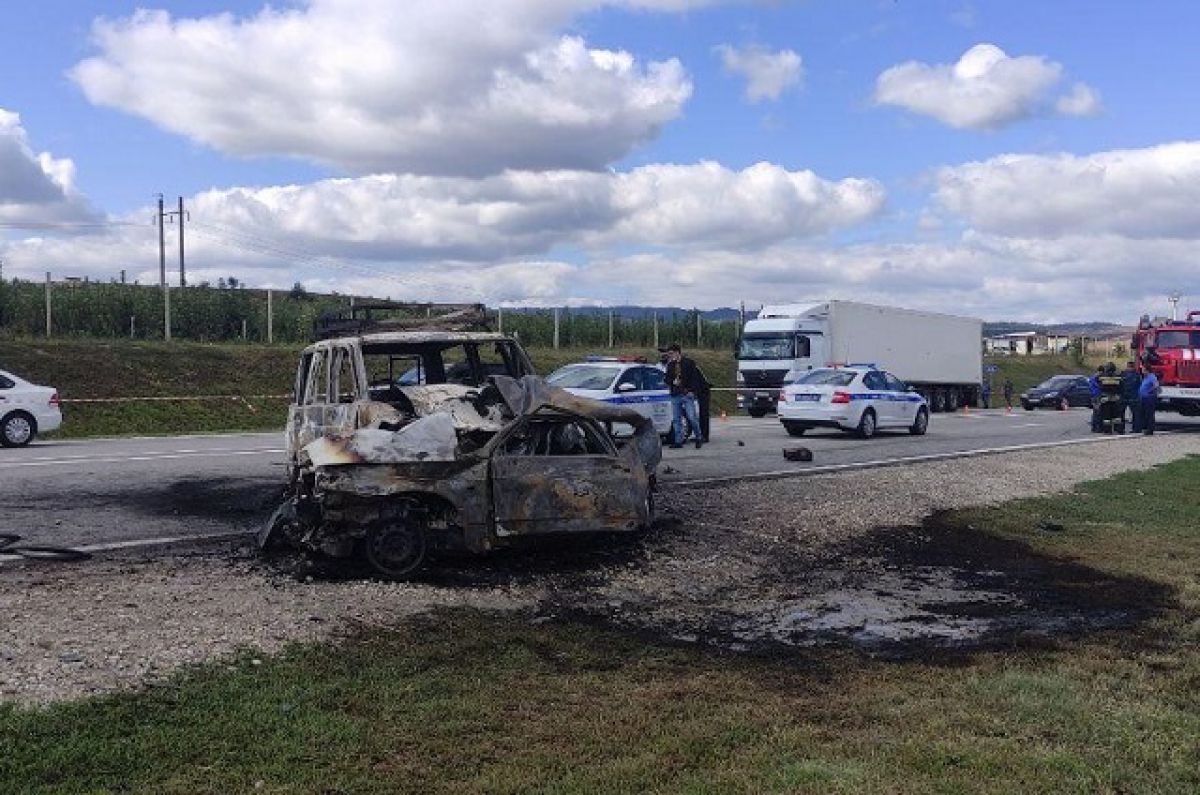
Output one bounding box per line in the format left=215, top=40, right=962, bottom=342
left=935, top=141, right=1200, bottom=239
left=0, top=109, right=96, bottom=225
left=162, top=161, right=885, bottom=261
left=874, top=43, right=1099, bottom=130
left=714, top=44, right=803, bottom=102
left=70, top=1, right=699, bottom=176
left=1055, top=82, right=1102, bottom=117
left=5, top=207, right=1196, bottom=323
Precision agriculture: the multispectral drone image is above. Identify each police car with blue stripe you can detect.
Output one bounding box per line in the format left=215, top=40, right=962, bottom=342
left=777, top=364, right=929, bottom=439
left=545, top=356, right=673, bottom=434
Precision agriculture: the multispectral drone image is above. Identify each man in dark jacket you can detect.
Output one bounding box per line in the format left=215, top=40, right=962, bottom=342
left=695, top=363, right=713, bottom=442
left=1119, top=361, right=1140, bottom=433
left=664, top=342, right=704, bottom=449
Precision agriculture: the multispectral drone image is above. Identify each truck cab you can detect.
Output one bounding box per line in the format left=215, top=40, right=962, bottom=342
left=736, top=305, right=828, bottom=417
left=1133, top=311, right=1200, bottom=416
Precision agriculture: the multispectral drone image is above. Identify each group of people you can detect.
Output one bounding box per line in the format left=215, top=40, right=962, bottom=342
left=662, top=343, right=711, bottom=449
left=1090, top=361, right=1160, bottom=435
left=983, top=364, right=1161, bottom=436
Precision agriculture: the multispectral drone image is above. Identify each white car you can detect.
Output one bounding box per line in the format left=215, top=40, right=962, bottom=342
left=545, top=357, right=673, bottom=435
left=777, top=366, right=928, bottom=439
left=0, top=369, right=62, bottom=447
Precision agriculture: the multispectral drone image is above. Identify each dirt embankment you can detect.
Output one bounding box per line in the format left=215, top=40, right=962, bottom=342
left=2, top=434, right=1198, bottom=706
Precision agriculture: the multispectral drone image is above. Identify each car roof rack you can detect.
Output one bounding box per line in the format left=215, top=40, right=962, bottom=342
left=313, top=302, right=491, bottom=340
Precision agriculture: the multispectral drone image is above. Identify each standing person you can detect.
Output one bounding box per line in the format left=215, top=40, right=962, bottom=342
left=1002, top=378, right=1014, bottom=410
left=696, top=363, right=712, bottom=442
left=981, top=378, right=992, bottom=409
left=1120, top=361, right=1141, bottom=433
left=664, top=342, right=704, bottom=449
left=1138, top=367, right=1160, bottom=435
left=1088, top=366, right=1104, bottom=432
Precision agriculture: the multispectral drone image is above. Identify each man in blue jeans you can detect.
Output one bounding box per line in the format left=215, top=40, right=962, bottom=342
left=1138, top=367, right=1160, bottom=435
left=664, top=342, right=704, bottom=449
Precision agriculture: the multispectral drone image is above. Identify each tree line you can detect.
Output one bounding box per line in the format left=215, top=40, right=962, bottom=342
left=0, top=279, right=740, bottom=350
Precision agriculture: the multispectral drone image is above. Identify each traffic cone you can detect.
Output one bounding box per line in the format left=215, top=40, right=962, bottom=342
left=962, top=402, right=970, bottom=415
left=720, top=410, right=728, bottom=421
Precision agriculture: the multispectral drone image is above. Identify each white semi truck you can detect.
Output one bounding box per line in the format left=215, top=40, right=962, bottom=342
left=736, top=300, right=983, bottom=416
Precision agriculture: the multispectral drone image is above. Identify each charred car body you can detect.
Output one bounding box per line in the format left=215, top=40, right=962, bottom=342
left=260, top=304, right=661, bottom=578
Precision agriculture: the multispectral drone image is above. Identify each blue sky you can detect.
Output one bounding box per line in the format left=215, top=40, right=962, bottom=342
left=2, top=1, right=1199, bottom=321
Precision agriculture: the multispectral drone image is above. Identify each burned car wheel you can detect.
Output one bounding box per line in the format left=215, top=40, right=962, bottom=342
left=363, top=516, right=428, bottom=580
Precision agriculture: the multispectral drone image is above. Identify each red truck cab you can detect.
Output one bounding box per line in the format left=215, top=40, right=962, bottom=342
left=1132, top=311, right=1200, bottom=416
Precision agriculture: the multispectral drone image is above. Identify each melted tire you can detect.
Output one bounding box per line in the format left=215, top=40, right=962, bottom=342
left=363, top=519, right=428, bottom=580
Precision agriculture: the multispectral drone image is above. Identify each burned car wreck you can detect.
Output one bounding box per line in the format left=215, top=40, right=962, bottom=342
left=260, top=316, right=661, bottom=579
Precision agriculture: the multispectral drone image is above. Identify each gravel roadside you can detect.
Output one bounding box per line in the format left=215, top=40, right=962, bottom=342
left=2, top=433, right=1197, bottom=706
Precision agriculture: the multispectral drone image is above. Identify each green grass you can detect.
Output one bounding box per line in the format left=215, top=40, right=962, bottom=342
left=4, top=458, right=1200, bottom=793
left=984, top=353, right=1113, bottom=397
left=0, top=339, right=739, bottom=438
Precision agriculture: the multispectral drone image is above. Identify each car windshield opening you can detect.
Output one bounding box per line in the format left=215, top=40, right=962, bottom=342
left=795, top=369, right=855, bottom=387
left=361, top=340, right=525, bottom=390
left=546, top=365, right=618, bottom=391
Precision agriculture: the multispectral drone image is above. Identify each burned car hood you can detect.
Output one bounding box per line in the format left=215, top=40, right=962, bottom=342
left=303, top=375, right=661, bottom=472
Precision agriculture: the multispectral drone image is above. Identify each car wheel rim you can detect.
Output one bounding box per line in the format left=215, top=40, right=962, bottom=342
left=864, top=414, right=875, bottom=435
left=917, top=412, right=927, bottom=432
left=5, top=417, right=31, bottom=444
left=366, top=523, right=425, bottom=577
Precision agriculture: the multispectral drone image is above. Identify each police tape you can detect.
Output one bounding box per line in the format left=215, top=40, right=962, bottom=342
left=59, top=394, right=291, bottom=404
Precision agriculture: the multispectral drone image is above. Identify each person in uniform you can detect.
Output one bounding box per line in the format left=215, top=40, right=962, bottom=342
left=1119, top=361, right=1140, bottom=433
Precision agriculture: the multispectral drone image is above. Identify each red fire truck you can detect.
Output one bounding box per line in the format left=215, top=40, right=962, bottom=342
left=1132, top=311, right=1200, bottom=416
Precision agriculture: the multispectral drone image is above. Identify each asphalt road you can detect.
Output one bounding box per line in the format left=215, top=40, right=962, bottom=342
left=2, top=408, right=1197, bottom=551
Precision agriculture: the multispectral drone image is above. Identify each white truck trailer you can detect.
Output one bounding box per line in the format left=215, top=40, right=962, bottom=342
left=736, top=300, right=983, bottom=416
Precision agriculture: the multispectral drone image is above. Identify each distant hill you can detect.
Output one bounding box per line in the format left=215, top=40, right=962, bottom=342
left=983, top=321, right=1132, bottom=339
left=507, top=305, right=743, bottom=322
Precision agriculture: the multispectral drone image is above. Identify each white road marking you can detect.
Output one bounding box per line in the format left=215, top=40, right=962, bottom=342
left=0, top=530, right=255, bottom=565
left=10, top=445, right=276, bottom=464
left=31, top=431, right=282, bottom=446
left=0, top=448, right=284, bottom=470
left=672, top=433, right=1142, bottom=487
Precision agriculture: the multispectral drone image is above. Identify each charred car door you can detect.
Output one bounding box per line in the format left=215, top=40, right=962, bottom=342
left=289, top=343, right=365, bottom=457
left=489, top=410, right=647, bottom=537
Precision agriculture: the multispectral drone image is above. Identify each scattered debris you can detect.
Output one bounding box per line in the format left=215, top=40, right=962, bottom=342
left=783, top=446, right=813, bottom=462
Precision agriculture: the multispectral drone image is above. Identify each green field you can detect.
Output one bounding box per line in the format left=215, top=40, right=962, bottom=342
left=0, top=338, right=1109, bottom=438
left=3, top=457, right=1199, bottom=793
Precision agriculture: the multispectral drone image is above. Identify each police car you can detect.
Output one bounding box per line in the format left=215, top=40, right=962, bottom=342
left=777, top=365, right=929, bottom=439
left=545, top=356, right=673, bottom=435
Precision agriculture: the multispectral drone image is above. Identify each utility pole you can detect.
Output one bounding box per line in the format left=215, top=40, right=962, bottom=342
left=652, top=311, right=659, bottom=349
left=44, top=272, right=52, bottom=336
left=159, top=196, right=188, bottom=287
left=266, top=289, right=274, bottom=343
left=0, top=257, right=5, bottom=282
left=1169, top=292, right=1182, bottom=321
left=553, top=307, right=560, bottom=349
left=157, top=194, right=171, bottom=340
left=608, top=310, right=614, bottom=348
left=497, top=306, right=504, bottom=335
left=696, top=310, right=702, bottom=346
left=177, top=196, right=186, bottom=287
